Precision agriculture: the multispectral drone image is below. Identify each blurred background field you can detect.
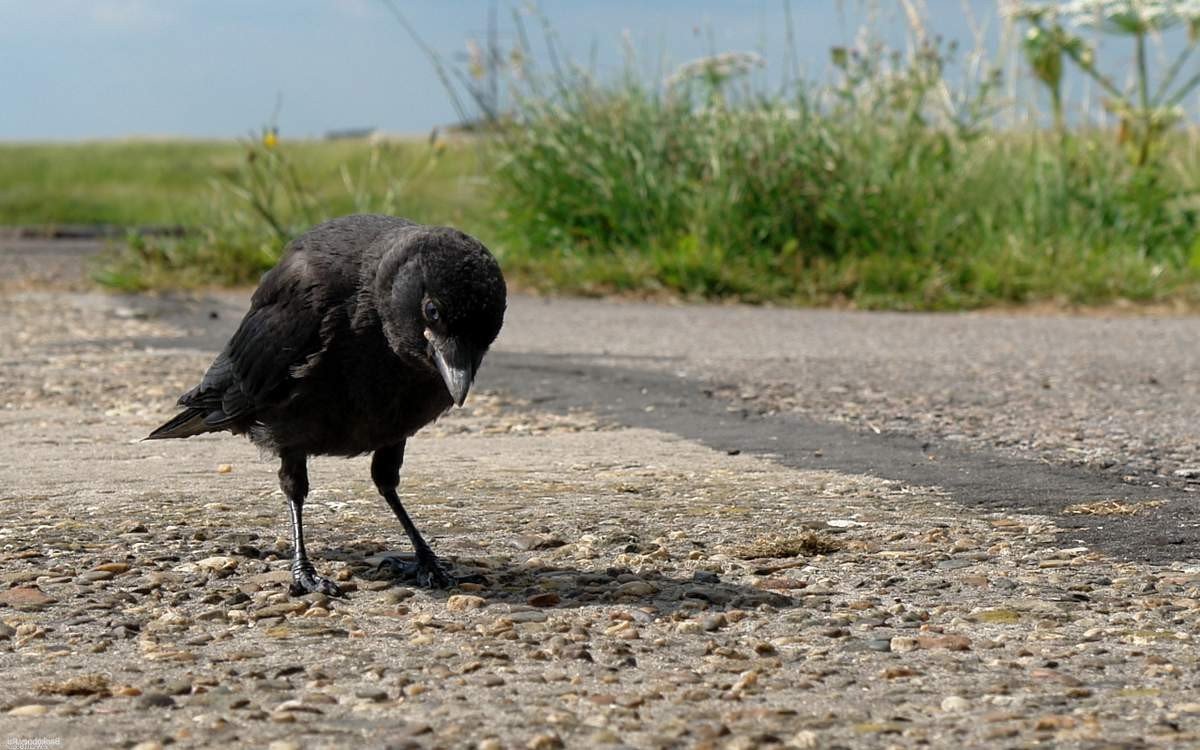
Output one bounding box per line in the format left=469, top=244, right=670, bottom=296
left=3, top=0, right=1200, bottom=309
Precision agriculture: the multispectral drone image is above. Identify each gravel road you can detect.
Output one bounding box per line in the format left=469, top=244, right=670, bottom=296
left=2, top=239, right=1200, bottom=749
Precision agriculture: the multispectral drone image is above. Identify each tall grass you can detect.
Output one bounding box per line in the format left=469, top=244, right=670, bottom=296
left=90, top=135, right=486, bottom=290
left=435, top=3, right=1200, bottom=309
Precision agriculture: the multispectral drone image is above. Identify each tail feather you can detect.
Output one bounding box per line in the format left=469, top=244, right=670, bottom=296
left=146, top=408, right=213, bottom=440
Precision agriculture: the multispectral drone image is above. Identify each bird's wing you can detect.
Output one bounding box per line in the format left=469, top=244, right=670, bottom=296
left=180, top=254, right=340, bottom=427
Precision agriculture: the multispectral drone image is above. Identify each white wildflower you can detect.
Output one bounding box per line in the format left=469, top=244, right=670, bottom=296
left=1005, top=0, right=1200, bottom=32
left=664, top=51, right=765, bottom=89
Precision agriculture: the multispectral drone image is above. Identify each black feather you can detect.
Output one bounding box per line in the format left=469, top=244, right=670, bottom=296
left=148, top=214, right=506, bottom=455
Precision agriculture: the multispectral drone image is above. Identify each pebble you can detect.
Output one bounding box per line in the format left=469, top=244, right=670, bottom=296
left=527, top=733, right=564, bottom=750
left=917, top=634, right=972, bottom=651
left=700, top=613, right=727, bottom=632
left=138, top=693, right=176, bottom=709
left=7, top=704, right=50, bottom=716
left=197, top=556, right=238, bottom=573
left=941, top=696, right=971, bottom=712
left=890, top=636, right=920, bottom=653
left=514, top=534, right=566, bottom=551
left=255, top=601, right=309, bottom=618
left=355, top=688, right=389, bottom=702
left=616, top=580, right=657, bottom=597
left=527, top=592, right=561, bottom=608
left=446, top=594, right=488, bottom=611
left=507, top=610, right=548, bottom=624
left=0, top=586, right=56, bottom=610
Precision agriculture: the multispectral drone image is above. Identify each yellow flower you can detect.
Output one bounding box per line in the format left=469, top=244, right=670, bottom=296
left=263, top=128, right=279, bottom=150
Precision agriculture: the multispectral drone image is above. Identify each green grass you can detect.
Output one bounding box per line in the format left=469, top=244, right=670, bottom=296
left=488, top=100, right=1200, bottom=309
left=0, top=139, right=484, bottom=229
left=0, top=137, right=490, bottom=290
left=462, top=28, right=1200, bottom=310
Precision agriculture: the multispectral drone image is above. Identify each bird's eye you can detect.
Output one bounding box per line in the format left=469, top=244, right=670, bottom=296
left=423, top=300, right=440, bottom=323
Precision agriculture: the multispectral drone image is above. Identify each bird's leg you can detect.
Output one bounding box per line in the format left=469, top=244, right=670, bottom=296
left=371, top=442, right=454, bottom=589
left=280, top=450, right=344, bottom=597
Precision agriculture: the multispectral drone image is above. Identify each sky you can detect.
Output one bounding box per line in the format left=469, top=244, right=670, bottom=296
left=0, top=0, right=1181, bottom=140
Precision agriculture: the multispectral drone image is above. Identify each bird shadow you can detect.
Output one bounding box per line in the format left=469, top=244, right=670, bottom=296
left=319, top=543, right=802, bottom=616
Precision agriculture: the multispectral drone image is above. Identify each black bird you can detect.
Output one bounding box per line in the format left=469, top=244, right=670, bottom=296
left=147, top=215, right=506, bottom=596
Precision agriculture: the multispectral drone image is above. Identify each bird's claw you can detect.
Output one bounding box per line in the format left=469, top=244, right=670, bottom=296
left=289, top=562, right=345, bottom=598
left=375, top=552, right=461, bottom=589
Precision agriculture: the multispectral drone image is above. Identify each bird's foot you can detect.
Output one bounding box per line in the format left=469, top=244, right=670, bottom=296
left=289, top=560, right=345, bottom=598
left=375, top=551, right=482, bottom=589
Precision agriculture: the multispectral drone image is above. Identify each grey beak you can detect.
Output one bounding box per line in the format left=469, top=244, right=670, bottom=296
left=431, top=335, right=474, bottom=407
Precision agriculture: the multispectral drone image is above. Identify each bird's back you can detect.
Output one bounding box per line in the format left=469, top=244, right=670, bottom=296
left=148, top=215, right=424, bottom=449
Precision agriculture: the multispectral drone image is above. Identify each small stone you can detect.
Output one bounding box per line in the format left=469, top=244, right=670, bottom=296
left=941, top=696, right=970, bottom=712
left=615, top=580, right=657, bottom=597
left=507, top=610, right=547, bottom=624
left=7, top=704, right=50, bottom=716
left=917, top=634, right=971, bottom=651
left=527, top=592, right=561, bottom=608
left=0, top=622, right=16, bottom=639
left=514, top=535, right=566, bottom=551
left=95, top=562, right=131, bottom=574
left=1034, top=714, right=1077, bottom=731
left=196, top=556, right=238, bottom=573
left=446, top=594, right=487, bottom=611
left=700, top=613, right=727, bottom=632
left=0, top=586, right=56, bottom=610
left=975, top=609, right=1020, bottom=624
left=355, top=688, right=388, bottom=702
left=138, top=693, right=176, bottom=709
left=790, top=730, right=819, bottom=749
left=217, top=464, right=233, bottom=474
left=890, top=636, right=919, bottom=653
left=385, top=588, right=415, bottom=604
left=270, top=711, right=296, bottom=723
left=1173, top=468, right=1200, bottom=479
left=728, top=670, right=758, bottom=697
left=255, top=601, right=309, bottom=619
left=527, top=733, right=564, bottom=750
left=477, top=739, right=504, bottom=750
left=36, top=674, right=110, bottom=696
left=131, top=742, right=164, bottom=750
left=267, top=742, right=301, bottom=750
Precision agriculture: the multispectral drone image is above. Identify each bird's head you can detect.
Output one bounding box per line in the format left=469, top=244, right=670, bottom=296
left=376, top=225, right=506, bottom=407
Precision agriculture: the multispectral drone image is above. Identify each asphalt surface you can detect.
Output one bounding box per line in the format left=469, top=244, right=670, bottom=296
left=7, top=238, right=1200, bottom=563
